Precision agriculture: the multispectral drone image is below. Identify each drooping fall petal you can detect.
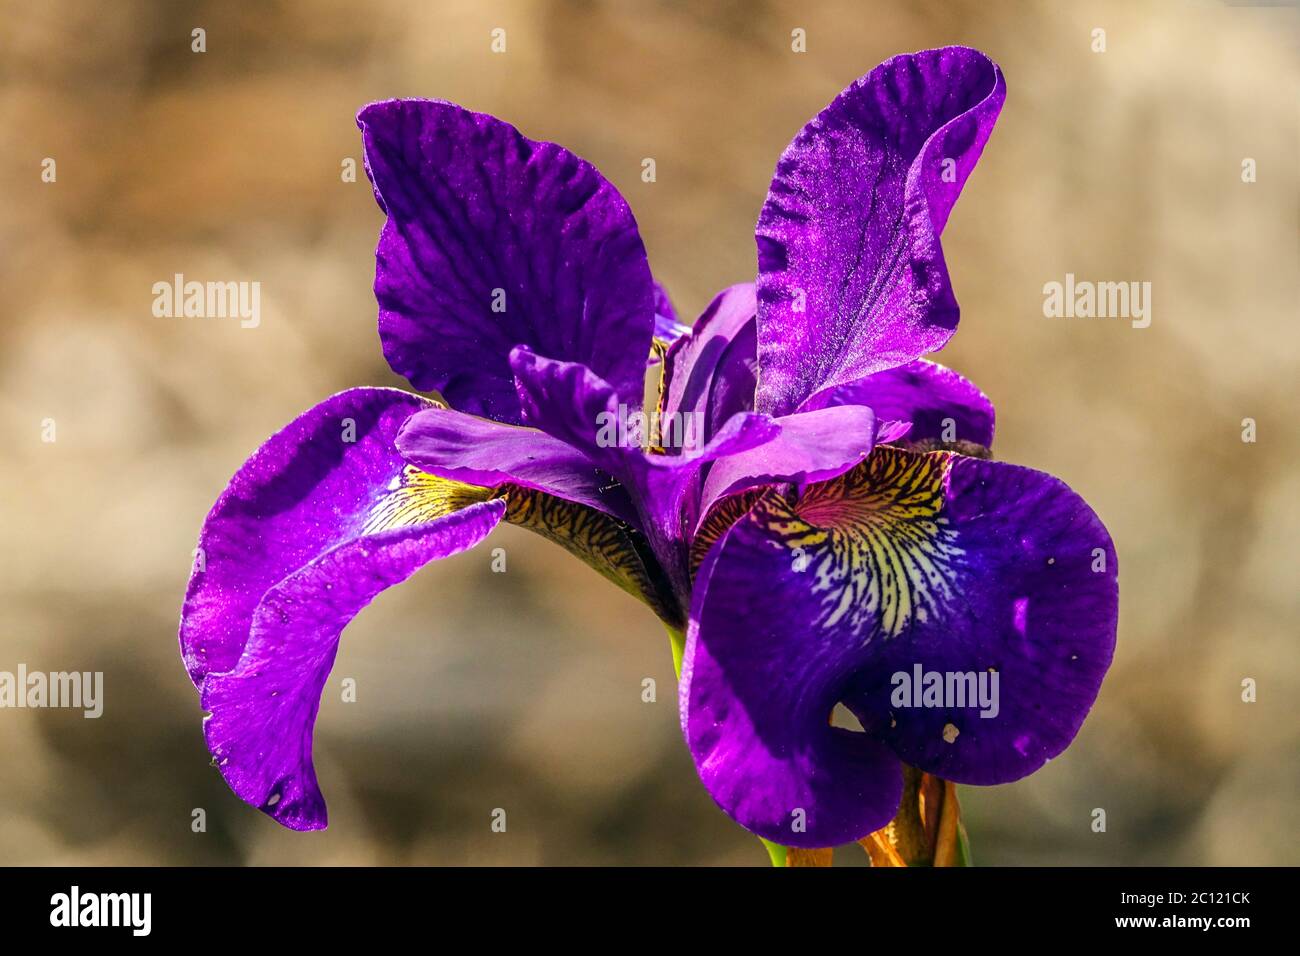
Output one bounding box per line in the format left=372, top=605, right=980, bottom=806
left=180, top=388, right=505, bottom=828
left=680, top=445, right=1116, bottom=846
left=201, top=503, right=502, bottom=830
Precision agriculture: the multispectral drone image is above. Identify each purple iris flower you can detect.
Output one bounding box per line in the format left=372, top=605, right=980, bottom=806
left=179, top=46, right=1118, bottom=850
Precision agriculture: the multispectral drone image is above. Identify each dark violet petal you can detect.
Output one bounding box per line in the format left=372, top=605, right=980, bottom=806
left=202, top=501, right=504, bottom=830
left=180, top=388, right=506, bottom=829
left=807, top=358, right=995, bottom=448
left=509, top=345, right=780, bottom=598
left=680, top=508, right=904, bottom=848
left=650, top=283, right=690, bottom=366
left=653, top=280, right=683, bottom=330
left=358, top=99, right=654, bottom=424
left=840, top=451, right=1118, bottom=784
left=634, top=409, right=782, bottom=600
left=754, top=47, right=1006, bottom=415
left=395, top=405, right=638, bottom=525
left=509, top=346, right=625, bottom=470
left=662, top=284, right=759, bottom=442
left=648, top=410, right=778, bottom=469
left=179, top=387, right=491, bottom=687
left=876, top=419, right=913, bottom=444
left=680, top=445, right=1116, bottom=844
left=651, top=315, right=692, bottom=360
left=696, top=404, right=877, bottom=523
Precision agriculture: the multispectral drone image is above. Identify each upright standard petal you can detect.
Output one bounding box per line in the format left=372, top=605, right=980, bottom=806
left=805, top=358, right=995, bottom=449
left=179, top=387, right=505, bottom=828
left=680, top=445, right=1116, bottom=846
left=754, top=47, right=1006, bottom=415
left=661, top=284, right=760, bottom=445
left=359, top=99, right=655, bottom=424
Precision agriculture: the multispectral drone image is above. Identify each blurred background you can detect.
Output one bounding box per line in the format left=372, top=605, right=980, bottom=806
left=0, top=0, right=1296, bottom=865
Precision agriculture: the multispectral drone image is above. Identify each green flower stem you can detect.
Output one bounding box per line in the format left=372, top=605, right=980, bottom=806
left=761, top=838, right=789, bottom=867
left=666, top=623, right=686, bottom=679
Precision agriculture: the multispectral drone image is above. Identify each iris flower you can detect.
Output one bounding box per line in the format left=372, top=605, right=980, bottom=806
left=179, top=46, right=1118, bottom=857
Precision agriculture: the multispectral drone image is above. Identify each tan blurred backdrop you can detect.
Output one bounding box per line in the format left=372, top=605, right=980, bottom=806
left=0, top=0, right=1296, bottom=865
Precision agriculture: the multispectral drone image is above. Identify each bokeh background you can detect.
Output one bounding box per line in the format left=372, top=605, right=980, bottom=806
left=0, top=0, right=1296, bottom=866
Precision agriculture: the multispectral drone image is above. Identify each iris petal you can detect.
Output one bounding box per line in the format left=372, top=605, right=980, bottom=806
left=680, top=445, right=1116, bottom=845
left=696, top=404, right=877, bottom=523
left=201, top=503, right=502, bottom=830
left=840, top=451, right=1118, bottom=784
left=179, top=387, right=505, bottom=829
left=754, top=47, right=1006, bottom=416
left=508, top=346, right=627, bottom=474
left=395, top=404, right=637, bottom=525
left=180, top=388, right=487, bottom=687
left=661, top=284, right=759, bottom=445
left=359, top=99, right=654, bottom=424
left=681, top=506, right=903, bottom=848
left=806, top=359, right=995, bottom=449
